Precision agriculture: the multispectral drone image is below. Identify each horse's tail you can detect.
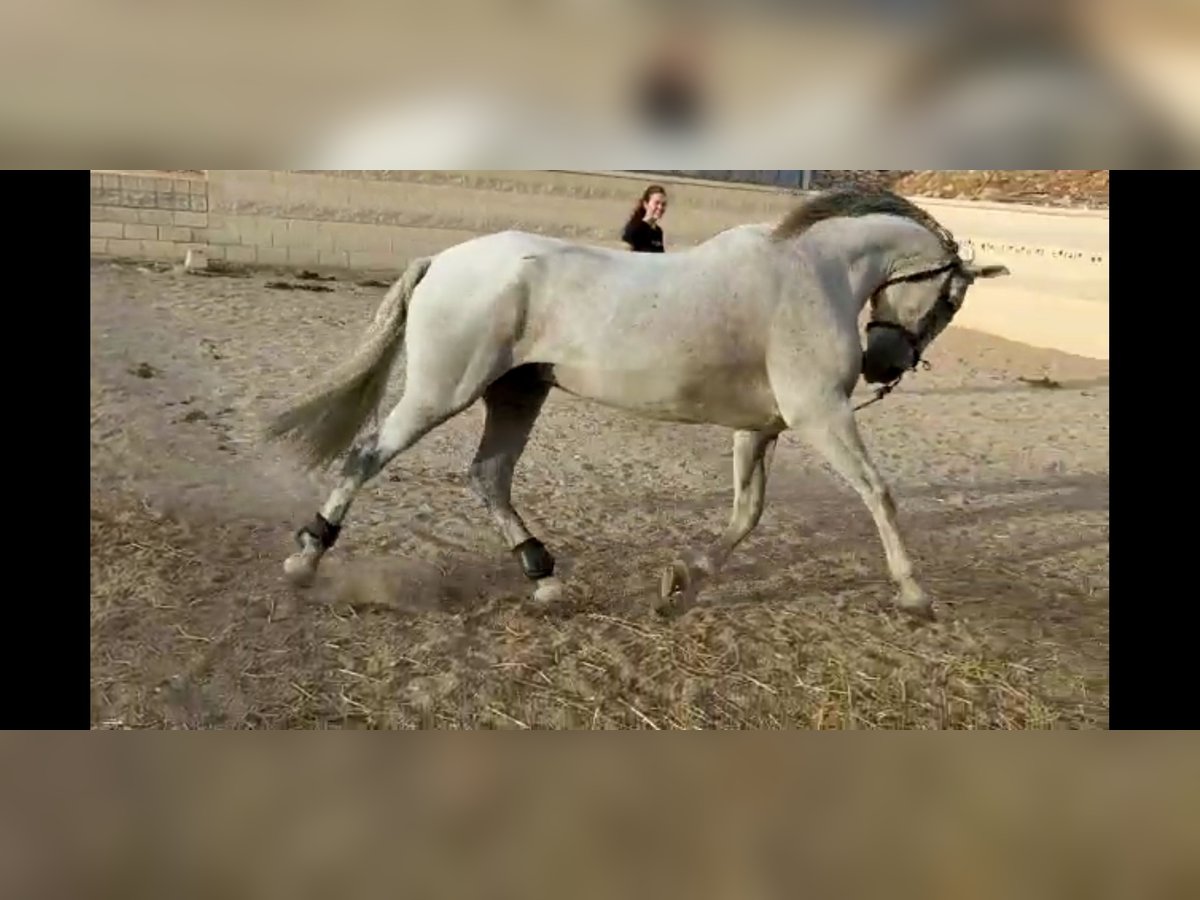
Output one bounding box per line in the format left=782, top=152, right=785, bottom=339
left=264, top=255, right=434, bottom=470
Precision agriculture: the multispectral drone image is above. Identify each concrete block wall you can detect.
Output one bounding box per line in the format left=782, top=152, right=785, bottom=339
left=90, top=171, right=209, bottom=262
left=200, top=170, right=802, bottom=271
left=90, top=169, right=806, bottom=274
left=91, top=170, right=775, bottom=272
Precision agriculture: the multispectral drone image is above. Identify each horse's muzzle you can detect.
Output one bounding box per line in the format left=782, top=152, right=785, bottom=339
left=861, top=356, right=905, bottom=384
left=862, top=325, right=916, bottom=384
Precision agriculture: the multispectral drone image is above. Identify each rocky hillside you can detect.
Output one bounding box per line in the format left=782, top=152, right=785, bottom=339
left=810, top=170, right=1109, bottom=210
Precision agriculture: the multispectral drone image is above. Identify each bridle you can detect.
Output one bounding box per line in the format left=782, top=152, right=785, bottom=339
left=855, top=259, right=962, bottom=411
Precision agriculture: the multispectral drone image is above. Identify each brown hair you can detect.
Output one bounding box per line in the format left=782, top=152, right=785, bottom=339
left=624, top=184, right=667, bottom=232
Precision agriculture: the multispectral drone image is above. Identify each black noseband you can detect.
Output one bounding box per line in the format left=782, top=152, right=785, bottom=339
left=865, top=318, right=920, bottom=352
left=864, top=260, right=960, bottom=369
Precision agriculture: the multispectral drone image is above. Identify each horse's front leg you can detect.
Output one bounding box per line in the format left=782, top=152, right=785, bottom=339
left=787, top=398, right=933, bottom=618
left=656, top=429, right=778, bottom=616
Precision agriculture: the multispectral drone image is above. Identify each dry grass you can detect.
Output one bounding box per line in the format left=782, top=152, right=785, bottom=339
left=91, top=490, right=1106, bottom=730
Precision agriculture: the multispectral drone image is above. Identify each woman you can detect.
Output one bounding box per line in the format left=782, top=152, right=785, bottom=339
left=621, top=185, right=667, bottom=253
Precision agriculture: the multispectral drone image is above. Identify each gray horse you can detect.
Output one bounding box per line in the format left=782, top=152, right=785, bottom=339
left=266, top=188, right=1009, bottom=617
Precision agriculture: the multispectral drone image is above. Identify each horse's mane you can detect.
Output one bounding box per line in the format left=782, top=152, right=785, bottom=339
left=770, top=187, right=959, bottom=255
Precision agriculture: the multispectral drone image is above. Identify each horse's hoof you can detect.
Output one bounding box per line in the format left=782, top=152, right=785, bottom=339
left=532, top=576, right=565, bottom=605
left=895, top=585, right=935, bottom=621
left=903, top=603, right=936, bottom=622
left=654, top=560, right=696, bottom=617
left=283, top=552, right=318, bottom=587
left=660, top=559, right=689, bottom=595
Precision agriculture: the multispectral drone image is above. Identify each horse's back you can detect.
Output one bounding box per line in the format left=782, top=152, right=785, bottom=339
left=399, top=223, right=815, bottom=429
left=411, top=229, right=673, bottom=339
left=432, top=229, right=591, bottom=267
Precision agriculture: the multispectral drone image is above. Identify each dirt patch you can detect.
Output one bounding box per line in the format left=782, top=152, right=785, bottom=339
left=90, top=251, right=1108, bottom=730
left=91, top=486, right=1105, bottom=729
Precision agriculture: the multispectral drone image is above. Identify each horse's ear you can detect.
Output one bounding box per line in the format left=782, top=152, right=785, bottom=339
left=966, top=264, right=1010, bottom=279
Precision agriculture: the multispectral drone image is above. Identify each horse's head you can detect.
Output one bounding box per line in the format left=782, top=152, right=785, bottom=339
left=863, top=241, right=1009, bottom=384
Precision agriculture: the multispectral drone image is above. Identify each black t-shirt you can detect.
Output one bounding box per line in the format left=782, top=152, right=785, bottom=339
left=622, top=219, right=665, bottom=253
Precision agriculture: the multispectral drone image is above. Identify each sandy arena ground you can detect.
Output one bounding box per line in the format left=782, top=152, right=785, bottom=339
left=90, top=245, right=1109, bottom=729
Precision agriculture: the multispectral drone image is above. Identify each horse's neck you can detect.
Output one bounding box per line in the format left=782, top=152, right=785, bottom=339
left=799, top=218, right=902, bottom=313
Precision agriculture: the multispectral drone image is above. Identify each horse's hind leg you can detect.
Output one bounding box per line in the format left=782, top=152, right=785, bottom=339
left=467, top=366, right=562, bottom=602
left=284, top=386, right=478, bottom=586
